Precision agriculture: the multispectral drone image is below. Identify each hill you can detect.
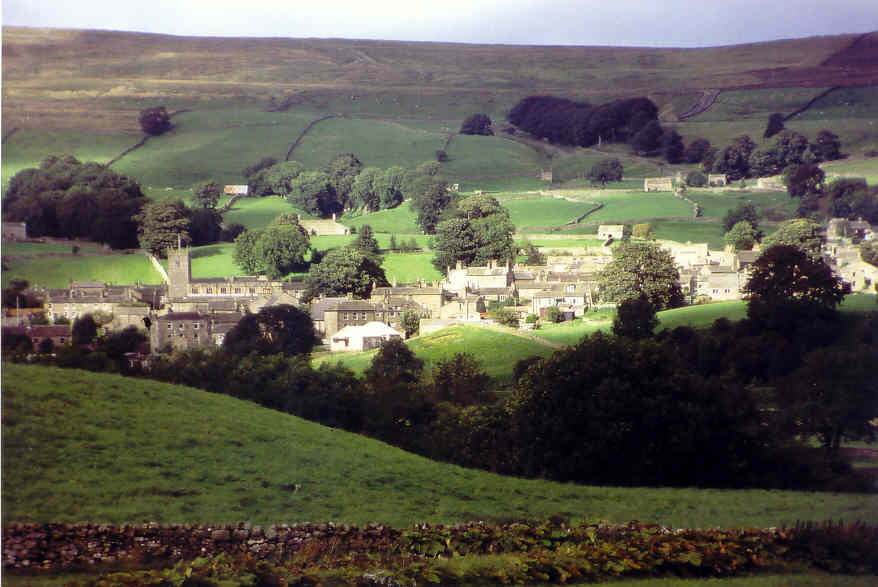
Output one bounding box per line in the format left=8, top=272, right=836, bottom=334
left=3, top=362, right=877, bottom=529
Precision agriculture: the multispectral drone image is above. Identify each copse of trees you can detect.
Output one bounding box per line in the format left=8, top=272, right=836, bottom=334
left=460, top=113, right=493, bottom=136
left=507, top=95, right=660, bottom=150
left=138, top=106, right=172, bottom=136
left=587, top=159, right=623, bottom=186
left=2, top=155, right=146, bottom=249
left=232, top=222, right=310, bottom=278
left=303, top=246, right=387, bottom=300
left=431, top=194, right=515, bottom=274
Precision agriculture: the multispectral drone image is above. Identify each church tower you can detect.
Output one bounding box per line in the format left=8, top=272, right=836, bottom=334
left=167, top=242, right=191, bottom=299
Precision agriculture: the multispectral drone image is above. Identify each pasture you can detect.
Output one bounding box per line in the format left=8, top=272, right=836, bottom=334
left=1, top=251, right=162, bottom=289
left=313, top=325, right=557, bottom=385
left=687, top=188, right=797, bottom=221
left=573, top=190, right=694, bottom=223
left=5, top=362, right=878, bottom=530
left=343, top=202, right=421, bottom=233
left=222, top=196, right=311, bottom=231
left=499, top=196, right=601, bottom=232
left=381, top=252, right=443, bottom=283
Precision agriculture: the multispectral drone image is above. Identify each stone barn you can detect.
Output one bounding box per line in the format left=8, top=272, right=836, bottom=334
left=644, top=177, right=674, bottom=192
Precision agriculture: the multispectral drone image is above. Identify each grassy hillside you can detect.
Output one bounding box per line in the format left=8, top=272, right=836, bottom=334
left=313, top=325, right=557, bottom=384
left=4, top=362, right=877, bottom=529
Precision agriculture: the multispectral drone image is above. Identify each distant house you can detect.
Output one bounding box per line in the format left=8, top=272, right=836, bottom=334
left=223, top=185, right=249, bottom=196
left=2, top=325, right=72, bottom=350
left=1, top=222, right=28, bottom=240
left=644, top=177, right=674, bottom=192
left=330, top=321, right=402, bottom=352
left=597, top=225, right=624, bottom=241
left=708, top=174, right=728, bottom=187
left=150, top=312, right=210, bottom=352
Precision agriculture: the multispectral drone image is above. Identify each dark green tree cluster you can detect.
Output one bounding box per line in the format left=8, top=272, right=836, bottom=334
left=232, top=222, right=310, bottom=278
left=303, top=246, right=387, bottom=300
left=460, top=113, right=494, bottom=135
left=2, top=155, right=146, bottom=249
left=431, top=194, right=515, bottom=274
left=825, top=178, right=878, bottom=223
left=138, top=106, right=172, bottom=136
left=596, top=241, right=684, bottom=310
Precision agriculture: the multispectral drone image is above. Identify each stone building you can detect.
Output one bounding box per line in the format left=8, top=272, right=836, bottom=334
left=644, top=177, right=674, bottom=192
left=1, top=222, right=28, bottom=240
left=297, top=214, right=349, bottom=236
left=708, top=174, right=728, bottom=186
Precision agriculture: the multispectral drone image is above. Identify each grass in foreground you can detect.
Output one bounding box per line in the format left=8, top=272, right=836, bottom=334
left=4, top=362, right=877, bottom=529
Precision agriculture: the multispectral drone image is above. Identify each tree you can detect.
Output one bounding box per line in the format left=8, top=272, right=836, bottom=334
left=375, top=166, right=405, bottom=210
left=254, top=224, right=311, bottom=278
left=763, top=113, right=785, bottom=138
left=248, top=160, right=304, bottom=197
left=629, top=120, right=664, bottom=155
left=98, top=325, right=148, bottom=360
left=722, top=202, right=759, bottom=234
left=711, top=135, right=755, bottom=180
left=724, top=220, right=759, bottom=251
left=660, top=129, right=684, bottom=164
left=139, top=106, right=172, bottom=136
left=2, top=279, right=39, bottom=309
left=810, top=129, right=842, bottom=162
left=612, top=295, right=658, bottom=340
left=134, top=200, right=191, bottom=256
left=746, top=245, right=848, bottom=309
left=223, top=304, right=317, bottom=358
left=233, top=230, right=263, bottom=273
left=431, top=353, right=492, bottom=405
left=490, top=308, right=519, bottom=328
left=519, top=238, right=546, bottom=265
left=72, top=314, right=98, bottom=346
left=460, top=113, right=493, bottom=136
left=431, top=195, right=515, bottom=274
left=388, top=234, right=398, bottom=251
left=192, top=181, right=221, bottom=209
left=287, top=171, right=339, bottom=217
left=362, top=338, right=430, bottom=443
left=778, top=345, right=878, bottom=452
left=597, top=241, right=684, bottom=310
left=242, top=156, right=278, bottom=178
left=410, top=175, right=452, bottom=234
left=763, top=218, right=822, bottom=258
left=631, top=223, right=654, bottom=240
left=304, top=246, right=387, bottom=300
left=324, top=153, right=363, bottom=210
left=400, top=309, right=421, bottom=338
left=352, top=224, right=380, bottom=257
left=784, top=162, right=825, bottom=198
left=350, top=167, right=381, bottom=212
left=860, top=241, right=878, bottom=267
left=683, top=137, right=712, bottom=164
left=587, top=159, right=623, bottom=186
left=187, top=207, right=223, bottom=246
left=2, top=156, right=145, bottom=249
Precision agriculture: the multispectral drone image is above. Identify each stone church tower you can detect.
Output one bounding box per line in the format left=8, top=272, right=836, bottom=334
left=167, top=244, right=191, bottom=299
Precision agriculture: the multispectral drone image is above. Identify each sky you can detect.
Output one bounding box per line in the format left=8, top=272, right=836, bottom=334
left=3, top=0, right=877, bottom=48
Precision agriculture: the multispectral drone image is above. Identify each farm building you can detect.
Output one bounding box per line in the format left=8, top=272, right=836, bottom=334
left=330, top=321, right=402, bottom=352
left=597, top=225, right=624, bottom=241
left=223, top=185, right=249, bottom=196
left=644, top=177, right=674, bottom=192
left=708, top=174, right=728, bottom=186
left=1, top=222, right=28, bottom=240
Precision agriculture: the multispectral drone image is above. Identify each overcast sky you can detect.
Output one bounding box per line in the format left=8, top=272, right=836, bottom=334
left=3, top=0, right=877, bottom=47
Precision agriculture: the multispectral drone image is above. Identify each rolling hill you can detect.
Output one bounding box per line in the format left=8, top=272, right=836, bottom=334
left=4, top=362, right=876, bottom=529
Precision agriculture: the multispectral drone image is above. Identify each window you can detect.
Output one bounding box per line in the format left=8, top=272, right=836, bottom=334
left=193, top=323, right=200, bottom=330
left=167, top=323, right=172, bottom=330
left=234, top=288, right=241, bottom=294
left=343, top=312, right=349, bottom=320
left=206, top=288, right=213, bottom=294
left=249, top=288, right=256, bottom=294
left=220, top=287, right=227, bottom=294
left=191, top=288, right=199, bottom=294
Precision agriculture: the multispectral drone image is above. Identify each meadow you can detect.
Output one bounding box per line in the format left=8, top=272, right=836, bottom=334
left=6, top=362, right=876, bottom=530
left=313, top=325, right=558, bottom=384
left=1, top=251, right=163, bottom=289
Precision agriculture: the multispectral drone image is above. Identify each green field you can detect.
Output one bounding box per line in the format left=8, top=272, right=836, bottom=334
left=314, top=325, right=557, bottom=385
left=292, top=117, right=447, bottom=170
left=5, top=362, right=877, bottom=529
left=653, top=221, right=727, bottom=248
left=579, top=191, right=694, bottom=223
left=343, top=202, right=421, bottom=233
left=501, top=197, right=601, bottom=232
left=1, top=251, right=163, bottom=289
left=687, top=189, right=797, bottom=221
left=441, top=133, right=548, bottom=188
left=111, top=109, right=317, bottom=189
left=0, top=241, right=106, bottom=257
left=823, top=157, right=878, bottom=185
left=381, top=251, right=443, bottom=283
left=222, top=196, right=312, bottom=231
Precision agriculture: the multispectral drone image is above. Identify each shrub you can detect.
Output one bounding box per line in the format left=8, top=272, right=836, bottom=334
left=686, top=170, right=708, bottom=187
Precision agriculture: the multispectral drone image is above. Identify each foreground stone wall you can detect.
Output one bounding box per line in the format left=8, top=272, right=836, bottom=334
left=3, top=522, right=400, bottom=571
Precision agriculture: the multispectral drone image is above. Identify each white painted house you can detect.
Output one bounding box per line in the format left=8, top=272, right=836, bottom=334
left=330, top=321, right=402, bottom=352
